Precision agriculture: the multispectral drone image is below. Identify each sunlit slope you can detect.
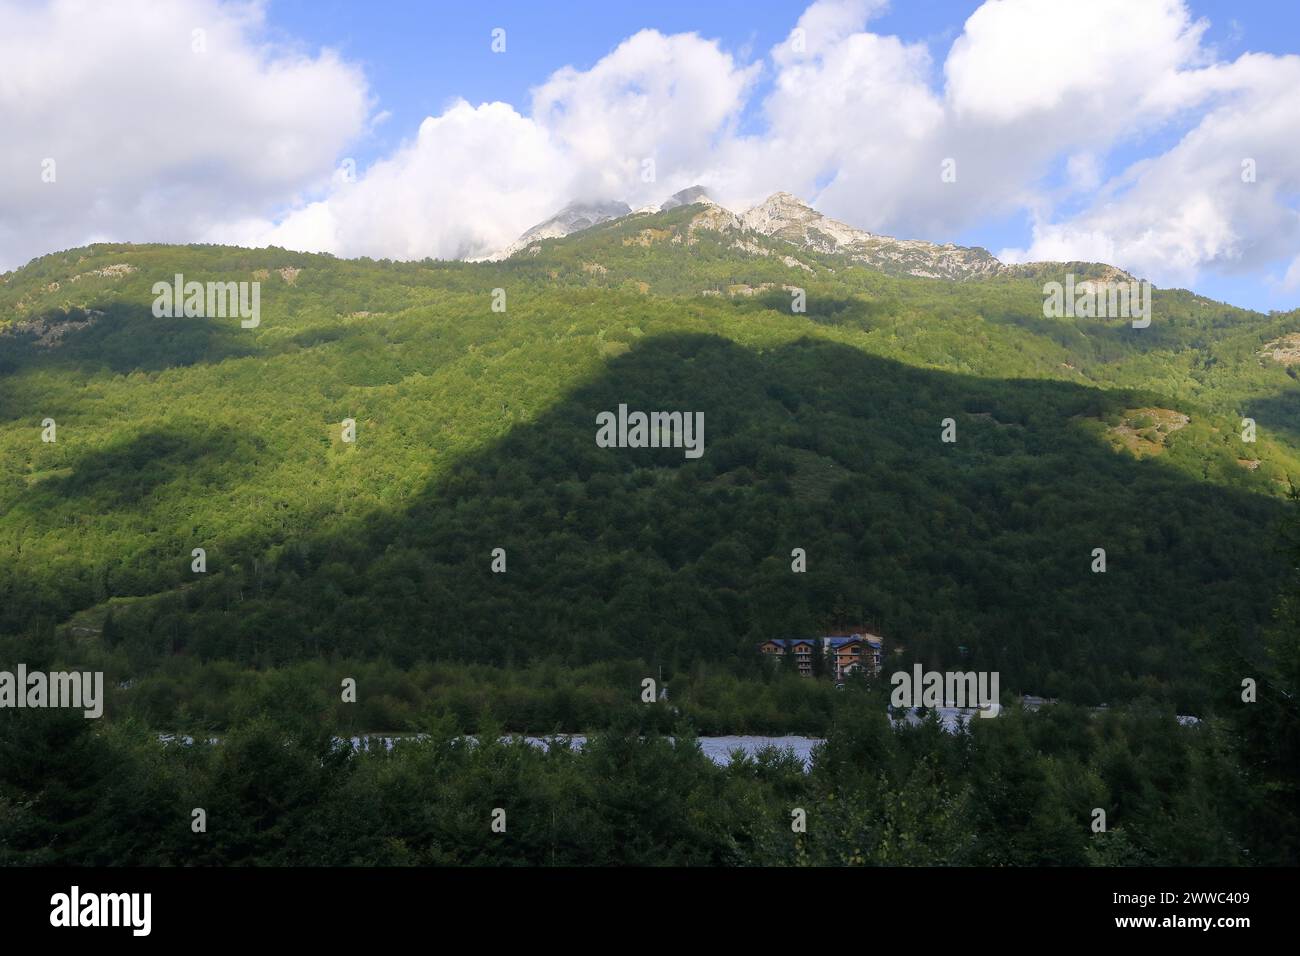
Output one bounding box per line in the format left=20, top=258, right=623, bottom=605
left=2, top=217, right=1299, bottom=702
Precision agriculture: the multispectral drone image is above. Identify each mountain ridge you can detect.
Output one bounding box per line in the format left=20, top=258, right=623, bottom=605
left=497, top=186, right=1136, bottom=285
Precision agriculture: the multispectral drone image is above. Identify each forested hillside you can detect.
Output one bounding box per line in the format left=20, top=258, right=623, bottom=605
left=3, top=204, right=1300, bottom=724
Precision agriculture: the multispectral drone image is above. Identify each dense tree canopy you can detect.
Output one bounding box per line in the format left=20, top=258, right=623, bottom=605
left=0, top=210, right=1297, bottom=865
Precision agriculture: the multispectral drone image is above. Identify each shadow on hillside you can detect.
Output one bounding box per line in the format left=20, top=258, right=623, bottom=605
left=1245, top=387, right=1300, bottom=451
left=982, top=306, right=1189, bottom=356
left=0, top=301, right=260, bottom=380
left=742, top=291, right=888, bottom=330
left=16, top=333, right=1290, bottom=705
left=20, top=425, right=264, bottom=512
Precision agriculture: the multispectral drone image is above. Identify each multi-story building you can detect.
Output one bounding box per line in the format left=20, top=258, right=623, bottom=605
left=758, top=634, right=883, bottom=680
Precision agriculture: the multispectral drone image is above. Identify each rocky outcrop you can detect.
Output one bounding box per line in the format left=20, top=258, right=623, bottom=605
left=500, top=199, right=632, bottom=258
left=741, top=192, right=1003, bottom=281
left=498, top=187, right=1137, bottom=285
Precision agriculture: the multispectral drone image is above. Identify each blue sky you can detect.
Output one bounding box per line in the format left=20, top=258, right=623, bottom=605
left=4, top=0, right=1298, bottom=312
left=264, top=0, right=1300, bottom=311
left=266, top=0, right=1300, bottom=149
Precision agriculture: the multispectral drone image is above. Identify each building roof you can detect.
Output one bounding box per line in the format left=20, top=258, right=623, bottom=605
left=765, top=635, right=882, bottom=649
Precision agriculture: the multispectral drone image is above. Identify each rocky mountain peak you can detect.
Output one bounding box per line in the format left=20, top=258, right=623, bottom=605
left=497, top=187, right=1118, bottom=285
left=661, top=185, right=715, bottom=211
left=740, top=192, right=1003, bottom=280
left=497, top=198, right=632, bottom=259
left=740, top=192, right=828, bottom=238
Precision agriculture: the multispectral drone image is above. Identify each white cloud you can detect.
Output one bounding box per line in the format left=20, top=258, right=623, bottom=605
left=1004, top=50, right=1300, bottom=285
left=224, top=100, right=571, bottom=261
left=531, top=29, right=760, bottom=205
left=758, top=0, right=1300, bottom=291
left=944, top=0, right=1208, bottom=125
left=215, top=29, right=759, bottom=261
left=0, top=0, right=369, bottom=270
left=778, top=0, right=892, bottom=61
left=740, top=27, right=945, bottom=224
left=1284, top=255, right=1300, bottom=292
left=3, top=0, right=1299, bottom=303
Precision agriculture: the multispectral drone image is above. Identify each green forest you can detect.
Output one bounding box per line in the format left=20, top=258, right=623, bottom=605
left=2, top=653, right=1296, bottom=865
left=1, top=202, right=1298, bottom=864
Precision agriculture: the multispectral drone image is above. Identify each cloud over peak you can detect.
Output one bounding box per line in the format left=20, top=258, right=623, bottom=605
left=3, top=0, right=1298, bottom=305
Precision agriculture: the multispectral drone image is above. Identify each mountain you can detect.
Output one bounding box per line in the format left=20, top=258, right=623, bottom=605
left=503, top=188, right=1037, bottom=282
left=660, top=185, right=715, bottom=211
left=2, top=227, right=1298, bottom=727
left=1000, top=260, right=1138, bottom=284
left=497, top=187, right=719, bottom=259
left=497, top=198, right=632, bottom=260
left=740, top=191, right=1004, bottom=280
